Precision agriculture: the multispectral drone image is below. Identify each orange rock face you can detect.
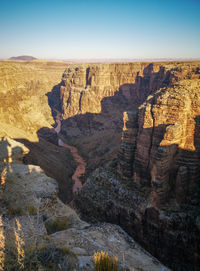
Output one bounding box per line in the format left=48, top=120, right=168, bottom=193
left=47, top=61, right=199, bottom=172
left=117, top=79, right=200, bottom=207
left=50, top=62, right=199, bottom=119
left=46, top=62, right=200, bottom=199
left=54, top=63, right=166, bottom=117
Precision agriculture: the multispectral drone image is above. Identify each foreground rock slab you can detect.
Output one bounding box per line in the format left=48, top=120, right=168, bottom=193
left=51, top=223, right=169, bottom=271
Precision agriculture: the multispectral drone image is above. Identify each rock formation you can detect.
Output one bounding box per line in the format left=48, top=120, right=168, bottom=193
left=0, top=137, right=169, bottom=271
left=1, top=60, right=200, bottom=271
left=68, top=63, right=200, bottom=271
left=48, top=61, right=200, bottom=171
left=49, top=62, right=199, bottom=119
left=118, top=110, right=138, bottom=178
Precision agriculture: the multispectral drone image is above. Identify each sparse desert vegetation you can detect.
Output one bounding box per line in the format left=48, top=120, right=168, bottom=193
left=94, top=251, right=118, bottom=271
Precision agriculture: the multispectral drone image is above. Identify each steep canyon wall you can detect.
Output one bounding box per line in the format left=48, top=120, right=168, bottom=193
left=1, top=60, right=200, bottom=270
left=54, top=61, right=200, bottom=271
left=0, top=61, right=173, bottom=271
left=48, top=61, right=200, bottom=172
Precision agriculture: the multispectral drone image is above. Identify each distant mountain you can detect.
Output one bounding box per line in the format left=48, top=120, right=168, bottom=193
left=9, top=55, right=37, bottom=61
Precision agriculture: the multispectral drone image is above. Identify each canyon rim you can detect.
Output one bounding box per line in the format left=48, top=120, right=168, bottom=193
left=1, top=1, right=200, bottom=270
left=0, top=59, right=199, bottom=271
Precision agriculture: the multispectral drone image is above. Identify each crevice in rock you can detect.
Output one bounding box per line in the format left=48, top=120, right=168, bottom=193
left=86, top=67, right=91, bottom=87
left=79, top=91, right=84, bottom=113
left=146, top=98, right=155, bottom=185
left=66, top=90, right=71, bottom=109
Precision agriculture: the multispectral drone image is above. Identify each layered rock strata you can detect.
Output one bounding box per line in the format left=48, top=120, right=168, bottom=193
left=49, top=62, right=200, bottom=119
left=133, top=80, right=200, bottom=205
left=1, top=60, right=200, bottom=271
left=48, top=61, right=200, bottom=172
left=74, top=76, right=200, bottom=270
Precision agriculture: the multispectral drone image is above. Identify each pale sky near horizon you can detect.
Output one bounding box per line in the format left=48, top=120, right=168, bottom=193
left=0, top=0, right=199, bottom=59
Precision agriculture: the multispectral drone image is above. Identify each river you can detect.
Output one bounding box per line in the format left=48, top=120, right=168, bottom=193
left=54, top=109, right=86, bottom=193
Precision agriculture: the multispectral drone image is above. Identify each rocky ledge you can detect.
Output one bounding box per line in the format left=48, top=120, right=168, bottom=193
left=74, top=166, right=200, bottom=271
left=0, top=137, right=169, bottom=271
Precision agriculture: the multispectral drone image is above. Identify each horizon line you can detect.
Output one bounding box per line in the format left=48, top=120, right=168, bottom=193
left=1, top=56, right=200, bottom=63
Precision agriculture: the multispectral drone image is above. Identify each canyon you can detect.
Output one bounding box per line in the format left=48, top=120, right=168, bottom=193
left=0, top=60, right=200, bottom=271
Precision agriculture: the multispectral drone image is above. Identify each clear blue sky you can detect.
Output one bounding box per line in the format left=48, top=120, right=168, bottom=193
left=0, top=0, right=199, bottom=59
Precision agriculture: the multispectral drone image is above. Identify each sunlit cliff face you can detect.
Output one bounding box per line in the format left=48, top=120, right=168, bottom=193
left=118, top=77, right=200, bottom=206
left=140, top=80, right=200, bottom=151
left=0, top=61, right=66, bottom=140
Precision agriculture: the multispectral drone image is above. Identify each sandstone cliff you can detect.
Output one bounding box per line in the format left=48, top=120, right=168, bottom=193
left=50, top=62, right=199, bottom=119
left=48, top=61, right=200, bottom=172
left=132, top=80, right=200, bottom=204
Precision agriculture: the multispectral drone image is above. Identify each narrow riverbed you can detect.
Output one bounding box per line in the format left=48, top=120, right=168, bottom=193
left=54, top=109, right=86, bottom=193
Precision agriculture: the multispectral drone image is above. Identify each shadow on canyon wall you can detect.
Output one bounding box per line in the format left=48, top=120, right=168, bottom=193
left=44, top=63, right=176, bottom=173
left=46, top=63, right=175, bottom=127
left=73, top=118, right=200, bottom=271
left=45, top=63, right=200, bottom=270
left=15, top=129, right=75, bottom=203
left=140, top=117, right=200, bottom=271
left=15, top=63, right=173, bottom=202
left=8, top=63, right=199, bottom=270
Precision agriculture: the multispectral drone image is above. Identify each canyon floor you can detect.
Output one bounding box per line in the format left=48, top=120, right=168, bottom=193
left=0, top=60, right=200, bottom=271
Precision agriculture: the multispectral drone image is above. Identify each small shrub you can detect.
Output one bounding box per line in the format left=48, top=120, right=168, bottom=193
left=8, top=207, right=23, bottom=216
left=27, top=205, right=37, bottom=215
left=45, top=217, right=69, bottom=234
left=94, top=251, right=118, bottom=271
left=60, top=247, right=70, bottom=255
